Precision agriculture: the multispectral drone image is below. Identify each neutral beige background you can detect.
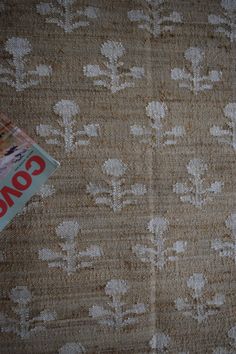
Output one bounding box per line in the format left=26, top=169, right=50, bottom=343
left=0, top=0, right=235, bottom=353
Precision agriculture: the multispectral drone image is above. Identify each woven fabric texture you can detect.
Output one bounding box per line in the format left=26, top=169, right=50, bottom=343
left=0, top=0, right=236, bottom=353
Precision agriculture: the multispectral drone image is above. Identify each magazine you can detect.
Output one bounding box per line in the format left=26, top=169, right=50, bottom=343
left=0, top=113, right=59, bottom=231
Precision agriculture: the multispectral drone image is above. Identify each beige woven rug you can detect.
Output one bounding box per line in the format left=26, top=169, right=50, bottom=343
left=0, top=0, right=236, bottom=353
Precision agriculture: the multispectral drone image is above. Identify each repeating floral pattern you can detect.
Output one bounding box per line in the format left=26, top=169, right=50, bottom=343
left=89, top=279, right=146, bottom=329
left=0, top=1, right=235, bottom=353
left=127, top=0, right=182, bottom=37
left=212, top=213, right=236, bottom=264
left=210, top=103, right=236, bottom=150
left=87, top=159, right=147, bottom=212
left=36, top=100, right=100, bottom=154
left=208, top=0, right=236, bottom=42
left=132, top=216, right=187, bottom=269
left=0, top=37, right=52, bottom=91
left=171, top=47, right=222, bottom=94
left=83, top=40, right=145, bottom=93
left=38, top=220, right=103, bottom=275
left=173, top=159, right=223, bottom=208
left=130, top=101, right=185, bottom=147
left=175, top=273, right=225, bottom=324
left=0, top=286, right=56, bottom=339
left=36, top=1, right=99, bottom=33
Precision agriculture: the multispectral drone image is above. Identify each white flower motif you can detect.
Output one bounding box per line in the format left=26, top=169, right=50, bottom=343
left=208, top=0, right=236, bottom=42
left=83, top=6, right=98, bottom=18
left=149, top=331, right=189, bottom=353
left=9, top=286, right=32, bottom=304
left=212, top=213, right=236, bottom=265
left=225, top=102, right=236, bottom=119
left=186, top=158, right=207, bottom=177
left=38, top=220, right=103, bottom=275
left=187, top=273, right=206, bottom=296
left=146, top=101, right=166, bottom=119
left=36, top=1, right=99, bottom=33
left=84, top=40, right=144, bottom=93
left=89, top=279, right=146, bottom=329
left=175, top=273, right=225, bottom=324
left=105, top=279, right=129, bottom=296
left=171, top=47, right=221, bottom=94
left=87, top=159, right=147, bottom=212
left=36, top=100, right=100, bottom=154
left=210, top=103, right=236, bottom=150
left=36, top=2, right=53, bottom=15
left=130, top=66, right=145, bottom=78
left=38, top=184, right=56, bottom=198
left=102, top=159, right=127, bottom=177
left=58, top=342, right=86, bottom=354
left=0, top=286, right=56, bottom=339
left=56, top=220, right=80, bottom=241
left=130, top=183, right=147, bottom=195
left=131, top=101, right=185, bottom=147
left=133, top=216, right=186, bottom=270
left=5, top=37, right=32, bottom=56
left=100, top=41, right=125, bottom=60
left=184, top=47, right=204, bottom=66
left=128, top=0, right=182, bottom=37
left=35, top=64, right=52, bottom=76
left=173, top=159, right=223, bottom=208
left=149, top=332, right=171, bottom=351
left=147, top=216, right=169, bottom=234
left=0, top=37, right=52, bottom=91
left=226, top=213, right=236, bottom=230
left=54, top=99, right=79, bottom=118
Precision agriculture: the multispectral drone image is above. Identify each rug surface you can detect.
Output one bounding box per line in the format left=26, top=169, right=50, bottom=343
left=0, top=0, right=236, bottom=353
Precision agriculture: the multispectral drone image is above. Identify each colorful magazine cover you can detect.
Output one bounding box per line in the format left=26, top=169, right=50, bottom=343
left=0, top=113, right=59, bottom=231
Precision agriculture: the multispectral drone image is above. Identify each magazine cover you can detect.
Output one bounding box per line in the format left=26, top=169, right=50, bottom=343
left=0, top=113, right=59, bottom=231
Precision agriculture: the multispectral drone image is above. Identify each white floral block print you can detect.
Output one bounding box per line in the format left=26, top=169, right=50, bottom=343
left=89, top=279, right=146, bottom=329
left=132, top=216, right=187, bottom=270
left=173, top=159, right=223, bottom=208
left=171, top=47, right=222, bottom=94
left=210, top=103, right=236, bottom=151
left=128, top=0, right=182, bottom=37
left=213, top=325, right=236, bottom=354
left=36, top=0, right=99, bottom=33
left=87, top=159, right=147, bottom=212
left=149, top=331, right=189, bottom=353
left=0, top=37, right=52, bottom=91
left=58, top=342, right=86, bottom=354
left=130, top=101, right=185, bottom=147
left=208, top=0, right=236, bottom=42
left=212, top=213, right=236, bottom=265
left=36, top=100, right=100, bottom=154
left=0, top=286, right=56, bottom=339
left=175, top=273, right=225, bottom=324
left=83, top=40, right=144, bottom=93
left=20, top=184, right=55, bottom=215
left=38, top=220, right=103, bottom=275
